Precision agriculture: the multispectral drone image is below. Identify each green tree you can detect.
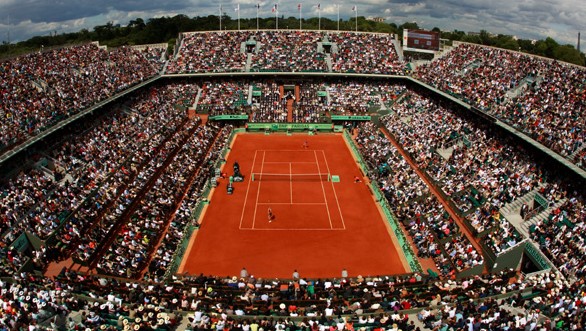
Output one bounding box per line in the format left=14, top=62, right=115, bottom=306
left=495, top=35, right=519, bottom=51
left=535, top=37, right=559, bottom=58
left=479, top=30, right=492, bottom=46
left=553, top=45, right=584, bottom=65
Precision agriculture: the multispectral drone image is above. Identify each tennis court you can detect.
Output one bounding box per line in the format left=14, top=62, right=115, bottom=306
left=239, top=149, right=345, bottom=230
left=179, top=133, right=408, bottom=279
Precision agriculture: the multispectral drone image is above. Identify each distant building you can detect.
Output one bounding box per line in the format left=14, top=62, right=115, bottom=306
left=366, top=16, right=385, bottom=23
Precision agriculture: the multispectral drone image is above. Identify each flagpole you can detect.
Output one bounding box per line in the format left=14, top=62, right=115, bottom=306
left=355, top=7, right=358, bottom=32
left=299, top=4, right=302, bottom=30
left=337, top=4, right=339, bottom=31
left=219, top=4, right=222, bottom=31
left=256, top=4, right=259, bottom=30
left=237, top=4, right=240, bottom=31
left=318, top=5, right=321, bottom=31
left=275, top=5, right=278, bottom=30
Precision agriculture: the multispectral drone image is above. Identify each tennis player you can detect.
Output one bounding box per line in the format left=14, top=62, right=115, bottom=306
left=268, top=207, right=274, bottom=223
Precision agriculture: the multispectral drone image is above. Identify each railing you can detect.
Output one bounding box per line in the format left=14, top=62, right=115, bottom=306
left=524, top=241, right=553, bottom=271
left=369, top=182, right=423, bottom=273
left=164, top=224, right=197, bottom=280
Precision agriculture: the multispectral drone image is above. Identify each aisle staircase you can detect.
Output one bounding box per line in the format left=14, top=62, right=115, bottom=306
left=499, top=185, right=543, bottom=217
left=287, top=99, right=294, bottom=122
left=191, top=87, right=202, bottom=109
left=568, top=143, right=585, bottom=161
left=245, top=53, right=253, bottom=72
left=516, top=198, right=567, bottom=238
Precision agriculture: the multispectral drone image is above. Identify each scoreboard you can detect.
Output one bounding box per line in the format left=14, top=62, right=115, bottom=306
left=403, top=29, right=440, bottom=53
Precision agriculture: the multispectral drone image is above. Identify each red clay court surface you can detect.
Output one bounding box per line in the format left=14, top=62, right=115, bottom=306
left=179, top=133, right=408, bottom=279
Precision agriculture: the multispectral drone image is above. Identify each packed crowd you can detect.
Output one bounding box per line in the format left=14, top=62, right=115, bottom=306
left=164, top=31, right=405, bottom=75
left=529, top=180, right=586, bottom=279
left=198, top=80, right=250, bottom=116
left=1, top=57, right=586, bottom=330
left=0, top=84, right=204, bottom=277
left=378, top=89, right=586, bottom=281
left=166, top=32, right=248, bottom=74
left=491, top=60, right=586, bottom=165
left=0, top=43, right=163, bottom=155
left=415, top=43, right=586, bottom=170
left=379, top=90, right=547, bottom=261
left=414, top=44, right=537, bottom=109
left=250, top=81, right=288, bottom=123
left=97, top=123, right=228, bottom=278
left=250, top=31, right=327, bottom=72
left=293, top=83, right=328, bottom=123
left=381, top=91, right=542, bottom=220
left=355, top=122, right=484, bottom=277
left=327, top=81, right=406, bottom=115
left=148, top=125, right=234, bottom=279
left=329, top=32, right=404, bottom=75
left=3, top=241, right=586, bottom=331
left=483, top=216, right=523, bottom=255
left=416, top=269, right=586, bottom=330
left=94, top=122, right=218, bottom=278
left=69, top=116, right=201, bottom=268
left=194, top=79, right=407, bottom=120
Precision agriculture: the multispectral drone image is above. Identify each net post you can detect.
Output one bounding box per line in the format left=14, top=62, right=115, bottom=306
left=327, top=174, right=331, bottom=182
left=252, top=173, right=255, bottom=181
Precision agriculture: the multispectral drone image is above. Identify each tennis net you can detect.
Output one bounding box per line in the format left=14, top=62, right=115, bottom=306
left=251, top=173, right=331, bottom=182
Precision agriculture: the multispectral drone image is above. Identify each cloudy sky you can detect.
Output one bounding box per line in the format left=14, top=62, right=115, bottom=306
left=0, top=0, right=585, bottom=46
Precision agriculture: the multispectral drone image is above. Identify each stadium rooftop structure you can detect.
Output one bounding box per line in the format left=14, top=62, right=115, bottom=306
left=1, top=29, right=586, bottom=330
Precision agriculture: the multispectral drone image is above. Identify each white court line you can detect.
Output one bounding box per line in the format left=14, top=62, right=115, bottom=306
left=239, top=150, right=258, bottom=229
left=289, top=162, right=293, bottom=204
left=239, top=228, right=346, bottom=231
left=314, top=150, right=333, bottom=229
left=263, top=161, right=317, bottom=164
left=321, top=150, right=346, bottom=230
left=251, top=151, right=267, bottom=229
left=257, top=202, right=327, bottom=205
left=257, top=150, right=323, bottom=152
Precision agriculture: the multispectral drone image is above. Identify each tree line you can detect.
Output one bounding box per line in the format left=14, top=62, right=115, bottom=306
left=0, top=14, right=584, bottom=66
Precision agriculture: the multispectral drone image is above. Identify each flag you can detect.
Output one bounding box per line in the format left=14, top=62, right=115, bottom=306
left=352, top=5, right=356, bottom=11
left=256, top=3, right=260, bottom=9
left=298, top=3, right=301, bottom=10
left=235, top=4, right=239, bottom=11
left=317, top=3, right=320, bottom=9
left=272, top=4, right=278, bottom=12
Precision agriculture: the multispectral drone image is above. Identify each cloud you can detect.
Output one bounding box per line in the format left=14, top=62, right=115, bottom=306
left=0, top=0, right=584, bottom=45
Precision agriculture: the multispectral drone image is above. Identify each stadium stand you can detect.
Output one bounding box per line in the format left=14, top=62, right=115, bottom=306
left=0, top=43, right=164, bottom=157
left=163, top=31, right=405, bottom=75
left=2, top=29, right=586, bottom=331
left=356, top=122, right=484, bottom=277
left=198, top=80, right=251, bottom=117
left=329, top=32, right=404, bottom=75
left=377, top=89, right=586, bottom=280
left=250, top=31, right=328, bottom=72
left=166, top=32, right=249, bottom=74
left=415, top=43, right=586, bottom=170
